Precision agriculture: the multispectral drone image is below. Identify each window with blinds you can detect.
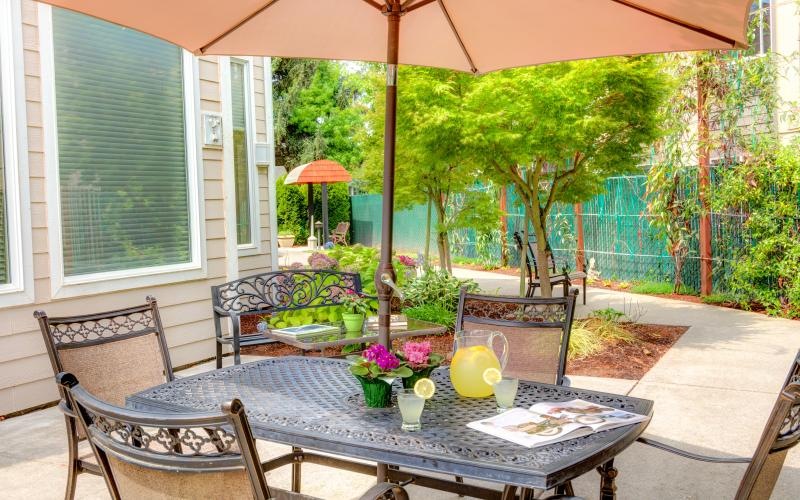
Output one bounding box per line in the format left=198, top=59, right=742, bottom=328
left=231, top=59, right=253, bottom=246
left=0, top=65, right=8, bottom=284
left=52, top=9, right=192, bottom=277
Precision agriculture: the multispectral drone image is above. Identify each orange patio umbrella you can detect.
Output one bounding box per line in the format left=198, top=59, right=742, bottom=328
left=36, top=0, right=753, bottom=351
left=284, top=159, right=353, bottom=243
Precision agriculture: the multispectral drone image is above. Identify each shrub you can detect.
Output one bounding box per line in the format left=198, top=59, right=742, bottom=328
left=590, top=307, right=625, bottom=323
left=308, top=252, right=338, bottom=270
left=402, top=304, right=456, bottom=331
left=630, top=281, right=696, bottom=295
left=402, top=268, right=479, bottom=312
left=276, top=175, right=309, bottom=242
left=568, top=317, right=636, bottom=361
left=325, top=244, right=408, bottom=295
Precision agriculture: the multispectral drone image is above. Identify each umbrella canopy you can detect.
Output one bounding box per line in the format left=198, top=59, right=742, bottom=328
left=284, top=159, right=352, bottom=243
left=284, top=159, right=352, bottom=185
left=40, top=0, right=750, bottom=73
left=36, top=0, right=753, bottom=351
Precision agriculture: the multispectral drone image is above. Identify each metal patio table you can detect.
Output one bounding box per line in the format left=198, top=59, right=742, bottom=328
left=262, top=318, right=446, bottom=354
left=128, top=357, right=652, bottom=499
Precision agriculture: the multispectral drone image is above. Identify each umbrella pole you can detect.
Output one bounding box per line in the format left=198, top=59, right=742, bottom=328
left=376, top=3, right=401, bottom=350
left=321, top=182, right=329, bottom=243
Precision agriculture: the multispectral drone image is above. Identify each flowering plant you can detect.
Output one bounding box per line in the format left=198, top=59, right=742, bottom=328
left=396, top=341, right=443, bottom=370
left=308, top=252, right=339, bottom=270
left=340, top=289, right=372, bottom=316
left=348, top=344, right=412, bottom=381
left=397, top=255, right=417, bottom=267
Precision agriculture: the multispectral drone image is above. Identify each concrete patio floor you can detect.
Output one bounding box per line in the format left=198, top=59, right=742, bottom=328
left=2, top=267, right=799, bottom=499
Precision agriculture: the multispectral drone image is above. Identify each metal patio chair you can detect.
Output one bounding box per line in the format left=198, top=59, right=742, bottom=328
left=35, top=297, right=173, bottom=500
left=455, top=288, right=578, bottom=385
left=637, top=350, right=800, bottom=500
left=454, top=289, right=579, bottom=498
left=513, top=232, right=587, bottom=305
left=57, top=372, right=409, bottom=500
left=331, top=221, right=350, bottom=245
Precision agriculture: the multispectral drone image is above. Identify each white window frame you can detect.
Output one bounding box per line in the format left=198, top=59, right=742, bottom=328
left=39, top=5, right=206, bottom=299
left=749, top=0, right=773, bottom=56
left=222, top=56, right=261, bottom=256
left=0, top=0, right=34, bottom=307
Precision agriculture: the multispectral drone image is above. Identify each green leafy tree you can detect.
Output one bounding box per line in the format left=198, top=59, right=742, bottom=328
left=464, top=57, right=669, bottom=295
left=273, top=58, right=368, bottom=169
left=360, top=66, right=499, bottom=272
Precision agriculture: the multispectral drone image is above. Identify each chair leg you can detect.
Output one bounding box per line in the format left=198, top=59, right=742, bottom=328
left=64, top=417, right=79, bottom=500
left=291, top=446, right=302, bottom=493
left=597, top=459, right=618, bottom=500
left=215, top=340, right=223, bottom=369
left=500, top=485, right=517, bottom=500
left=455, top=475, right=464, bottom=497
left=583, top=279, right=587, bottom=305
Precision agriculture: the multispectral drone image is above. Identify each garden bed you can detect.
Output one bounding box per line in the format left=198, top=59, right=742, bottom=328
left=241, top=320, right=688, bottom=380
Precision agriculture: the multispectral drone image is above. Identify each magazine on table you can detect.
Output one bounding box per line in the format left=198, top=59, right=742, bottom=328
left=270, top=324, right=341, bottom=337
left=467, top=399, right=649, bottom=448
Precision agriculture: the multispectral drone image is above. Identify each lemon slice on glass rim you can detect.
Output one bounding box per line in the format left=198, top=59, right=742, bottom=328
left=413, top=378, right=436, bottom=399
left=482, top=367, right=503, bottom=386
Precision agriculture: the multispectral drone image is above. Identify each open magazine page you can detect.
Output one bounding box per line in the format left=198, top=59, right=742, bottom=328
left=467, top=399, right=649, bottom=448
left=529, top=399, right=648, bottom=431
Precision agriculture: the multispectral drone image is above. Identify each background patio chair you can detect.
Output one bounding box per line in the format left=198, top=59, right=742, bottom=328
left=331, top=221, right=350, bottom=245
left=455, top=288, right=577, bottom=385
left=35, top=296, right=172, bottom=500
left=58, top=372, right=409, bottom=500
left=513, top=231, right=587, bottom=305
left=637, top=350, right=800, bottom=500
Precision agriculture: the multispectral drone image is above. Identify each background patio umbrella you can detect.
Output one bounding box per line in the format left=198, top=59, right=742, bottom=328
left=37, top=0, right=753, bottom=350
left=284, top=159, right=352, bottom=244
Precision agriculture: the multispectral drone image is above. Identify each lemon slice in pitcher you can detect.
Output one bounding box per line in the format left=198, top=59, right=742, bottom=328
left=482, top=367, right=503, bottom=386
left=413, top=378, right=436, bottom=399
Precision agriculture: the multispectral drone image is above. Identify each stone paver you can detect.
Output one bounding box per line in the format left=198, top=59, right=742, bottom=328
left=2, top=267, right=799, bottom=499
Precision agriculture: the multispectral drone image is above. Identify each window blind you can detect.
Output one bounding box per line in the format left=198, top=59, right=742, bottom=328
left=53, top=9, right=191, bottom=277
left=231, top=60, right=253, bottom=245
left=0, top=65, right=8, bottom=284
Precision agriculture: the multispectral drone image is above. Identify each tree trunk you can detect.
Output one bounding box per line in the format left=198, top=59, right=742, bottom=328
left=520, top=205, right=529, bottom=297
left=424, top=198, right=432, bottom=267
left=499, top=186, right=509, bottom=267
left=532, top=219, right=553, bottom=297
left=433, top=200, right=451, bottom=273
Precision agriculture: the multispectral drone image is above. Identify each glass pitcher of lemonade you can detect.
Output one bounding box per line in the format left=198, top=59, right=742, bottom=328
left=450, top=330, right=509, bottom=398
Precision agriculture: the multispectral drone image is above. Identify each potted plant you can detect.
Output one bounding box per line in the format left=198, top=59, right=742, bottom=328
left=340, top=289, right=371, bottom=334
left=348, top=344, right=411, bottom=408
left=396, top=341, right=443, bottom=389
left=277, top=232, right=295, bottom=248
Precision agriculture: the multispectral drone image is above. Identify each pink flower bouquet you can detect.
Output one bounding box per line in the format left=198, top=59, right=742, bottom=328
left=396, top=341, right=444, bottom=389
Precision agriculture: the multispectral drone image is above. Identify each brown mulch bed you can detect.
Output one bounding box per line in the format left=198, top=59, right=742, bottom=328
left=241, top=319, right=688, bottom=380
left=567, top=322, right=688, bottom=379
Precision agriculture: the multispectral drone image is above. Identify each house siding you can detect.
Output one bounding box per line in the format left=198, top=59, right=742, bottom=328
left=0, top=0, right=276, bottom=415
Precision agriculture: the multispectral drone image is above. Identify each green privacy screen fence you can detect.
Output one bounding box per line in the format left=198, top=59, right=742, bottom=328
left=351, top=173, right=745, bottom=293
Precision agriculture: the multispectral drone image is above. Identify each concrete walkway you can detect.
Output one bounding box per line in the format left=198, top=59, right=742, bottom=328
left=2, top=266, right=799, bottom=498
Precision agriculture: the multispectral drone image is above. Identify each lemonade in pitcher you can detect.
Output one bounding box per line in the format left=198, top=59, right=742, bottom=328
left=450, top=330, right=508, bottom=398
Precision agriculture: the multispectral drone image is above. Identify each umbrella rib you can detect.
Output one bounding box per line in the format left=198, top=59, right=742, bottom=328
left=436, top=0, right=478, bottom=73
left=199, top=0, right=283, bottom=54
left=403, top=0, right=436, bottom=12
left=610, top=0, right=745, bottom=48
left=361, top=0, right=384, bottom=10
